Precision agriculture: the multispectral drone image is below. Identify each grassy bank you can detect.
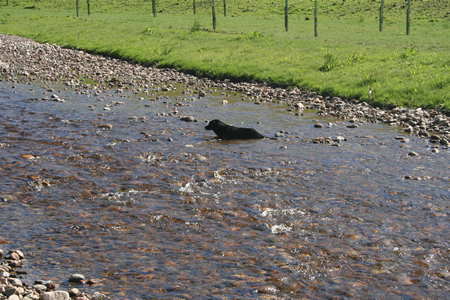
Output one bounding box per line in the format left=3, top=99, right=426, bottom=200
left=0, top=0, right=449, bottom=110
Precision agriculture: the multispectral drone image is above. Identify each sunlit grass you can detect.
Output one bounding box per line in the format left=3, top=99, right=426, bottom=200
left=0, top=2, right=448, bottom=110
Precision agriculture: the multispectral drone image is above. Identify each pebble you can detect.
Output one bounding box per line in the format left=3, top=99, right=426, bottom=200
left=40, top=291, right=70, bottom=300
left=180, top=116, right=196, bottom=122
left=333, top=136, right=346, bottom=142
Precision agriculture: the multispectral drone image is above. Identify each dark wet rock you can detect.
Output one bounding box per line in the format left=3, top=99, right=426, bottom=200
left=408, top=151, right=419, bottom=156
left=68, top=274, right=85, bottom=283
left=4, top=286, right=20, bottom=297
left=98, top=124, right=113, bottom=129
left=429, top=135, right=441, bottom=143
left=314, top=123, right=323, bottom=128
left=418, top=130, right=430, bottom=137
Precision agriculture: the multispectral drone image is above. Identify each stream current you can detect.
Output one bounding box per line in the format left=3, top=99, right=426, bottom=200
left=0, top=81, right=448, bottom=299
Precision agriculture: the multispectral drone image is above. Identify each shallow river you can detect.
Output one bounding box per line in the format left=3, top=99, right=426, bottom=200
left=0, top=81, right=448, bottom=299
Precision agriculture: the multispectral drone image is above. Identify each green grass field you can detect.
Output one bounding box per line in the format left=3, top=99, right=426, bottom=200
left=0, top=0, right=449, bottom=111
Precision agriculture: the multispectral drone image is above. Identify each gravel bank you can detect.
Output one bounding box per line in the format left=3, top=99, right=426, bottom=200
left=0, top=249, right=107, bottom=300
left=0, top=33, right=448, bottom=143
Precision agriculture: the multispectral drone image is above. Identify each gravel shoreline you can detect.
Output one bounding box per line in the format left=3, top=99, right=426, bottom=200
left=0, top=33, right=448, bottom=299
left=1, top=249, right=107, bottom=300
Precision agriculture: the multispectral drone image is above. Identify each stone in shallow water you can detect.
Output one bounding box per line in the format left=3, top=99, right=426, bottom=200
left=180, top=116, right=196, bottom=122
left=68, top=273, right=85, bottom=283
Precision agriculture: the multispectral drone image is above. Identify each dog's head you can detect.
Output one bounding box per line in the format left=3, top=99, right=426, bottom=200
left=205, top=119, right=223, bottom=130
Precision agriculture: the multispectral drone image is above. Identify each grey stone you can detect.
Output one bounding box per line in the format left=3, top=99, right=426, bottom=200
left=0, top=271, right=10, bottom=278
left=40, top=291, right=70, bottom=300
left=12, top=250, right=24, bottom=259
left=68, top=288, right=81, bottom=297
left=90, top=292, right=108, bottom=300
left=33, top=284, right=48, bottom=292
left=68, top=273, right=85, bottom=283
left=8, top=278, right=22, bottom=286
left=332, top=136, right=346, bottom=142
left=180, top=116, right=195, bottom=122
left=8, top=295, right=21, bottom=300
left=6, top=252, right=20, bottom=261
left=23, top=293, right=40, bottom=300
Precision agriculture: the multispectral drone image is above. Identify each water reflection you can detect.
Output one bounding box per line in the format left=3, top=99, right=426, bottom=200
left=0, top=82, right=448, bottom=298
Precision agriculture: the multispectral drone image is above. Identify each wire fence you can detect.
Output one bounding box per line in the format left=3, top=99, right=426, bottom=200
left=2, top=0, right=422, bottom=36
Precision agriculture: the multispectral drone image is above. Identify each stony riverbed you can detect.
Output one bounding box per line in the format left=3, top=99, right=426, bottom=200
left=0, top=34, right=449, bottom=299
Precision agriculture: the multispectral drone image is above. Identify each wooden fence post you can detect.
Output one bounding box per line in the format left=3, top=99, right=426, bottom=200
left=152, top=0, right=157, bottom=17
left=76, top=0, right=79, bottom=17
left=87, top=0, right=91, bottom=15
left=285, top=0, right=289, bottom=32
left=314, top=1, right=318, bottom=37
left=406, top=0, right=411, bottom=35
left=379, top=0, right=384, bottom=32
left=212, top=0, right=217, bottom=30
left=193, top=0, right=196, bottom=15
left=224, top=0, right=227, bottom=17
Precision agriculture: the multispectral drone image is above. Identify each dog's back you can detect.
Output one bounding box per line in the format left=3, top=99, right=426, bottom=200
left=205, top=119, right=264, bottom=140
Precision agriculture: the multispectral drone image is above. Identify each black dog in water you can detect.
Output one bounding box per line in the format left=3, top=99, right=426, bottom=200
left=205, top=119, right=264, bottom=140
